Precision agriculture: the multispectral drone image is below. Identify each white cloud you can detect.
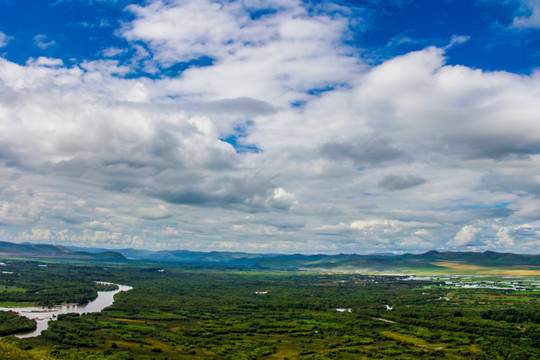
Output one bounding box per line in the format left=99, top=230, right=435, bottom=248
left=85, top=220, right=115, bottom=231
left=136, top=205, right=171, bottom=220
left=512, top=0, right=540, bottom=28
left=27, top=57, right=64, bottom=67
left=18, top=229, right=53, bottom=242
left=122, top=0, right=361, bottom=105
left=495, top=226, right=515, bottom=248
left=510, top=195, right=540, bottom=219
left=1, top=1, right=540, bottom=253
left=101, top=47, right=127, bottom=58
left=33, top=34, right=56, bottom=49
left=232, top=224, right=284, bottom=236
left=444, top=34, right=471, bottom=49
left=123, top=0, right=243, bottom=63
left=447, top=225, right=481, bottom=247
left=121, top=0, right=332, bottom=68
left=351, top=219, right=401, bottom=232
left=0, top=31, right=11, bottom=48
left=266, top=188, right=297, bottom=210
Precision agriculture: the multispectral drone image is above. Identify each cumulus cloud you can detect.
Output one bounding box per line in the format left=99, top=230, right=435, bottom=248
left=27, top=57, right=64, bottom=67
left=0, top=56, right=289, bottom=218
left=232, top=224, right=284, bottom=236
left=200, top=97, right=277, bottom=116
left=33, top=34, right=56, bottom=49
left=122, top=0, right=361, bottom=104
left=136, top=205, right=171, bottom=220
left=447, top=225, right=482, bottom=247
left=494, top=226, right=515, bottom=248
left=0, top=32, right=10, bottom=48
left=378, top=175, right=427, bottom=191
left=101, top=47, right=127, bottom=58
left=320, top=139, right=404, bottom=166
left=1, top=0, right=540, bottom=253
left=266, top=188, right=297, bottom=210
left=443, top=34, right=470, bottom=49
left=512, top=0, right=540, bottom=28
left=353, top=47, right=540, bottom=160
left=509, top=195, right=540, bottom=219
left=18, top=229, right=53, bottom=242
left=121, top=0, right=349, bottom=66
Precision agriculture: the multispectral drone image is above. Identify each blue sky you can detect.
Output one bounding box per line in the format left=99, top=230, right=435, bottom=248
left=1, top=0, right=540, bottom=254
left=2, top=1, right=538, bottom=73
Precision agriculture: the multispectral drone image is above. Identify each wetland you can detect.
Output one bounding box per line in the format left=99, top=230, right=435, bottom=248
left=0, top=259, right=538, bottom=359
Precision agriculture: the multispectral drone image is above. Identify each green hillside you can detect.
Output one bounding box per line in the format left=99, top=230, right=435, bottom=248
left=256, top=250, right=540, bottom=274
left=0, top=241, right=126, bottom=262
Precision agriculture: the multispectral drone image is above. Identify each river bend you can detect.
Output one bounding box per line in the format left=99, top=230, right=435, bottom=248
left=0, top=283, right=132, bottom=338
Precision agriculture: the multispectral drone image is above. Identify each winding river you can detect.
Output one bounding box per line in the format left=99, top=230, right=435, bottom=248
left=0, top=282, right=132, bottom=338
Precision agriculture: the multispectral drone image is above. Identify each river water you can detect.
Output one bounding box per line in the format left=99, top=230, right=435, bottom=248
left=0, top=283, right=132, bottom=338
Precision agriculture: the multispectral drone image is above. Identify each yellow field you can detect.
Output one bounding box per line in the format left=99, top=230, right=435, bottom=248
left=431, top=262, right=540, bottom=275
left=477, top=269, right=540, bottom=275
left=109, top=318, right=147, bottom=323
left=380, top=331, right=445, bottom=350
left=431, top=262, right=486, bottom=270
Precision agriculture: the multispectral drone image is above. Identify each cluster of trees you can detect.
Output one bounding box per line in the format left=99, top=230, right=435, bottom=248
left=0, top=341, right=48, bottom=360
left=0, top=259, right=538, bottom=359
left=482, top=308, right=540, bottom=323
left=0, top=311, right=36, bottom=336
left=0, top=261, right=115, bottom=307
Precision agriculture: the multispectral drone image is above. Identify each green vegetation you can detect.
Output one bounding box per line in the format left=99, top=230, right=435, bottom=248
left=0, top=285, right=26, bottom=293
left=0, top=340, right=50, bottom=360
left=257, top=251, right=540, bottom=274
left=0, top=241, right=126, bottom=262
left=0, top=259, right=538, bottom=359
left=0, top=261, right=116, bottom=307
left=0, top=311, right=36, bottom=336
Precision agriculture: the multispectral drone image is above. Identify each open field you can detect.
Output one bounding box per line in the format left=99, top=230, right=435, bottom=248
left=0, top=302, right=38, bottom=308
left=431, top=262, right=488, bottom=271
left=427, top=261, right=540, bottom=276
left=476, top=269, right=540, bottom=276
left=0, top=285, right=26, bottom=293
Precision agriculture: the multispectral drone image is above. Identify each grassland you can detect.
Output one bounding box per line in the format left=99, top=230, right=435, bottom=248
left=427, top=261, right=540, bottom=276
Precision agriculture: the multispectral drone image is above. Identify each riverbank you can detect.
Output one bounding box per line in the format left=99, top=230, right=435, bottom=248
left=0, top=283, right=132, bottom=338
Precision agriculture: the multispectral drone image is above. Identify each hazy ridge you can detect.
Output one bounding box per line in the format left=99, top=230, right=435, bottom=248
left=1, top=241, right=538, bottom=273
left=0, top=241, right=127, bottom=261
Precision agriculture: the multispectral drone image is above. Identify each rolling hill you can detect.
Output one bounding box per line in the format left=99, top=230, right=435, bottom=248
left=4, top=241, right=539, bottom=273
left=0, top=241, right=127, bottom=261
left=255, top=250, right=540, bottom=273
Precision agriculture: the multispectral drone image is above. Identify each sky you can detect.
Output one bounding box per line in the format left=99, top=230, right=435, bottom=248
left=1, top=0, right=540, bottom=254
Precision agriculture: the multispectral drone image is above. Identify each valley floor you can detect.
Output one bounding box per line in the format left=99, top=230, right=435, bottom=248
left=0, top=260, right=538, bottom=359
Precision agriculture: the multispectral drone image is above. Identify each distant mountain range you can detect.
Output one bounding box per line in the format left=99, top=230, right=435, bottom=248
left=68, top=245, right=278, bottom=266
left=0, top=241, right=127, bottom=261
left=66, top=245, right=540, bottom=272
left=254, top=250, right=540, bottom=272
left=0, top=241, right=538, bottom=273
